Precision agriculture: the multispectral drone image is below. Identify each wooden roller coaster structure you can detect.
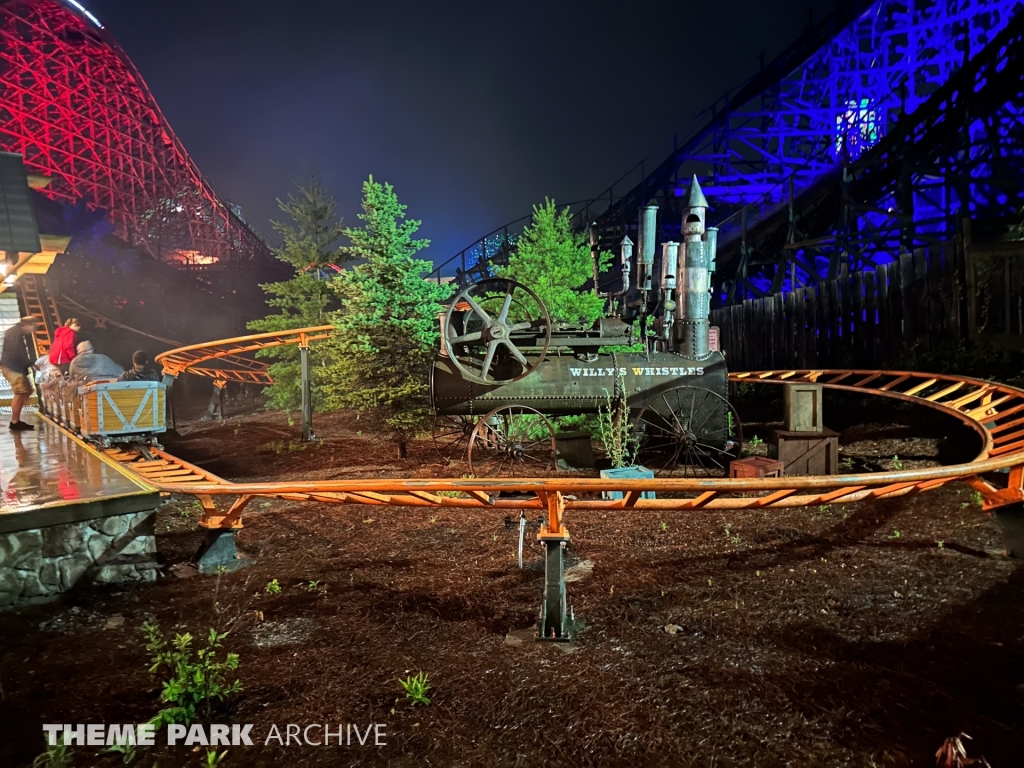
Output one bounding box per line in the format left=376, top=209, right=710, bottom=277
left=137, top=327, right=1024, bottom=640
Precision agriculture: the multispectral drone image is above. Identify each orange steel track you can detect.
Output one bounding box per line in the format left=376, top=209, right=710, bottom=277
left=155, top=326, right=333, bottom=386
left=142, top=327, right=1024, bottom=530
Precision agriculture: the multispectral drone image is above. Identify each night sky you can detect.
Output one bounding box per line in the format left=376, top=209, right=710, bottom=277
left=86, top=0, right=838, bottom=267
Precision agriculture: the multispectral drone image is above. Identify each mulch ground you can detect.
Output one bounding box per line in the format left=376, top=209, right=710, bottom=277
left=1, top=392, right=1023, bottom=767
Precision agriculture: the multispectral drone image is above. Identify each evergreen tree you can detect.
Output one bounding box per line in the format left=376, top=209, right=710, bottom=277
left=322, top=177, right=452, bottom=458
left=248, top=178, right=346, bottom=410
left=496, top=199, right=612, bottom=325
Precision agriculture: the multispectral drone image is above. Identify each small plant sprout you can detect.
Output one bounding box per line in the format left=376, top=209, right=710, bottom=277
left=971, top=490, right=984, bottom=507
left=891, top=454, right=904, bottom=471
left=399, top=672, right=431, bottom=706
left=429, top=515, right=438, bottom=524
left=204, top=749, right=228, bottom=767
left=103, top=734, right=137, bottom=764
left=33, top=733, right=72, bottom=768
left=748, top=435, right=763, bottom=448
left=264, top=579, right=281, bottom=595
left=937, top=540, right=945, bottom=548
left=660, top=521, right=668, bottom=532
left=818, top=504, right=831, bottom=513
left=889, top=530, right=902, bottom=539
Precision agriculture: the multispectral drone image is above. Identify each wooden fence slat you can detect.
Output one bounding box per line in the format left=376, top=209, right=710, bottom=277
left=927, top=244, right=945, bottom=348
left=757, top=298, right=768, bottom=371
left=876, top=264, right=890, bottom=365
left=913, top=248, right=930, bottom=355
left=889, top=261, right=904, bottom=364
left=864, top=269, right=878, bottom=367
left=747, top=299, right=759, bottom=370
left=818, top=281, right=831, bottom=366
left=852, top=271, right=866, bottom=367
left=794, top=284, right=802, bottom=368
left=770, top=290, right=778, bottom=370
left=806, top=286, right=818, bottom=367
left=829, top=279, right=842, bottom=367
left=900, top=252, right=915, bottom=361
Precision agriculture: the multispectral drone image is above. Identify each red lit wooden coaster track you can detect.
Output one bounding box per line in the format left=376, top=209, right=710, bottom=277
left=131, top=322, right=1024, bottom=640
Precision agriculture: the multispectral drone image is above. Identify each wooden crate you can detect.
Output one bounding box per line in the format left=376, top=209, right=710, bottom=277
left=768, top=428, right=839, bottom=475
left=555, top=431, right=595, bottom=469
left=78, top=381, right=166, bottom=440
left=729, top=456, right=784, bottom=478
left=783, top=383, right=824, bottom=432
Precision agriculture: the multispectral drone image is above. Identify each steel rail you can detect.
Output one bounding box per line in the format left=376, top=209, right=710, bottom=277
left=139, top=325, right=1024, bottom=525
left=155, top=325, right=333, bottom=382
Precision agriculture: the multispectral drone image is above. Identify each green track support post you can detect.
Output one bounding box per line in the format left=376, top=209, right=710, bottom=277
left=994, top=502, right=1024, bottom=557
left=203, top=382, right=225, bottom=421
left=300, top=344, right=314, bottom=442
left=537, top=491, right=574, bottom=642
left=161, top=373, right=176, bottom=430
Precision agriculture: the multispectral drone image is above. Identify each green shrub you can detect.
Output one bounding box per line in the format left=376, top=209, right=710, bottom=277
left=143, top=622, right=242, bottom=726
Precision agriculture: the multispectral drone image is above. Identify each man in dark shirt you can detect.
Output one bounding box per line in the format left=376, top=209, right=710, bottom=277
left=0, top=316, right=41, bottom=430
left=118, top=350, right=161, bottom=382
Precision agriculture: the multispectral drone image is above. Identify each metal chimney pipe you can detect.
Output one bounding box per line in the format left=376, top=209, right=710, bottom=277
left=704, top=226, right=718, bottom=274
left=636, top=205, right=657, bottom=292
left=619, top=235, right=633, bottom=294
left=660, top=242, right=679, bottom=341
left=676, top=240, right=712, bottom=360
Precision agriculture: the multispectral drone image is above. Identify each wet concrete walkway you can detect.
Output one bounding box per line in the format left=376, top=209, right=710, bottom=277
left=0, top=411, right=156, bottom=529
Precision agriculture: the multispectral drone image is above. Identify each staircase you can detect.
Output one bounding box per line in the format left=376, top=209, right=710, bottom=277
left=19, top=274, right=61, bottom=355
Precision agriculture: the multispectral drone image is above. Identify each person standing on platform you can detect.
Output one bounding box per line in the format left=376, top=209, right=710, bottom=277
left=0, top=316, right=41, bottom=431
left=49, top=318, right=81, bottom=375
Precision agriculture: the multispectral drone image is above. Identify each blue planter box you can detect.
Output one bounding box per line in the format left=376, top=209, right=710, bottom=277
left=600, top=465, right=656, bottom=500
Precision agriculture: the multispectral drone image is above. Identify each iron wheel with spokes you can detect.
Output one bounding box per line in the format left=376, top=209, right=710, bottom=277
left=632, top=386, right=742, bottom=477
left=468, top=405, right=558, bottom=478
left=431, top=414, right=477, bottom=464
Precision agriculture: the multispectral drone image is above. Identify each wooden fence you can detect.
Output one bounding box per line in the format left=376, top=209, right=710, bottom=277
left=710, top=241, right=965, bottom=372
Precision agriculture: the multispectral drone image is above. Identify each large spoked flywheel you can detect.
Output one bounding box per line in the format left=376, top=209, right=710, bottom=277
left=443, top=278, right=551, bottom=386
left=632, top=386, right=742, bottom=477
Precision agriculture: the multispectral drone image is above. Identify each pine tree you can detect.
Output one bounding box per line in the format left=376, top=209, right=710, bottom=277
left=248, top=178, right=346, bottom=410
left=496, top=199, right=612, bottom=325
left=322, top=177, right=452, bottom=458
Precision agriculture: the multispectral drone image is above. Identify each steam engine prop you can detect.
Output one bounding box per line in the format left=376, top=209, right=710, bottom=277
left=430, top=176, right=742, bottom=480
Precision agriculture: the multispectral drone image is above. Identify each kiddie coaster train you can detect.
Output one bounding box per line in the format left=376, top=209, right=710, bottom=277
left=34, top=179, right=1024, bottom=643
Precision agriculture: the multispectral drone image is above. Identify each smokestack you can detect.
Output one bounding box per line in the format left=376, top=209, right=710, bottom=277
left=636, top=205, right=657, bottom=292
left=677, top=241, right=712, bottom=359
left=620, top=235, right=633, bottom=292
left=704, top=227, right=718, bottom=273
left=676, top=176, right=713, bottom=359
left=660, top=242, right=679, bottom=340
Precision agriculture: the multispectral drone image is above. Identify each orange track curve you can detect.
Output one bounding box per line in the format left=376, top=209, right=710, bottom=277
left=136, top=327, right=1024, bottom=528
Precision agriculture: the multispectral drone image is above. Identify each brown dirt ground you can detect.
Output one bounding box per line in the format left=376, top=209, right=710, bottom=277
left=1, top=393, right=1023, bottom=767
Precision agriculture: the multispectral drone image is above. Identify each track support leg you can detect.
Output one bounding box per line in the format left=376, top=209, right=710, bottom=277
left=994, top=502, right=1024, bottom=557
left=162, top=373, right=176, bottom=430
left=195, top=530, right=253, bottom=574
left=203, top=381, right=226, bottom=421
left=539, top=539, right=573, bottom=640
left=300, top=344, right=314, bottom=442
left=537, top=490, right=573, bottom=641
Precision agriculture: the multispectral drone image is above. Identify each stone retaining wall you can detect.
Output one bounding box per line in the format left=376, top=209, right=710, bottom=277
left=0, top=510, right=160, bottom=607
